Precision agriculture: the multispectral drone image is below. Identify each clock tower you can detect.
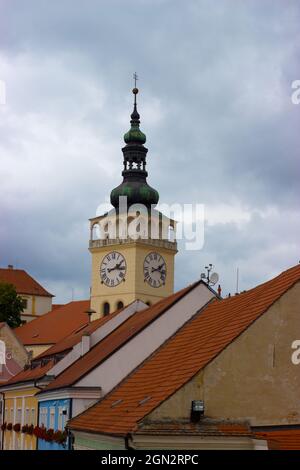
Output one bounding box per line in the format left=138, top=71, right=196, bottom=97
left=89, top=84, right=177, bottom=319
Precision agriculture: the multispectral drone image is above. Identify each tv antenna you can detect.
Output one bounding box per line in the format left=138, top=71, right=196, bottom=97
left=201, top=264, right=219, bottom=286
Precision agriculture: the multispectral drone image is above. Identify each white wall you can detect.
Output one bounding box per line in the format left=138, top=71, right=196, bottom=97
left=47, top=300, right=147, bottom=377
left=76, top=283, right=215, bottom=395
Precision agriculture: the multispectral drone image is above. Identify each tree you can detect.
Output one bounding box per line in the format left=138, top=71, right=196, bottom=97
left=0, top=282, right=24, bottom=328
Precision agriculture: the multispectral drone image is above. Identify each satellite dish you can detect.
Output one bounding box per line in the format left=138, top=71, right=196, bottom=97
left=210, top=272, right=219, bottom=286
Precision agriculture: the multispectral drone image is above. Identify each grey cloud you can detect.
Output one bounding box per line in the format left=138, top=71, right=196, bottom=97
left=0, top=0, right=299, bottom=302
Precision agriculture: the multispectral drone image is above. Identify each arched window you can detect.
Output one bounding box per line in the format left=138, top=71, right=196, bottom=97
left=168, top=225, right=175, bottom=242
left=103, top=302, right=110, bottom=316
left=117, top=301, right=124, bottom=310
left=92, top=224, right=100, bottom=241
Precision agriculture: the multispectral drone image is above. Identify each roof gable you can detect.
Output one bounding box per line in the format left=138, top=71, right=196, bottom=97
left=0, top=268, right=53, bottom=297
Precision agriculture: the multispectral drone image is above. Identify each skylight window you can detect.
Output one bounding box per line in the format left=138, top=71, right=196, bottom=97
left=111, top=399, right=123, bottom=408
left=138, top=396, right=151, bottom=406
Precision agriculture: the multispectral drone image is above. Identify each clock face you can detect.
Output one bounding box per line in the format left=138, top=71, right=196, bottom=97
left=144, top=252, right=166, bottom=288
left=100, top=251, right=126, bottom=287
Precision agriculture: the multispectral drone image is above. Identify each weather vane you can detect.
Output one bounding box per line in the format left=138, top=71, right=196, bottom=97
left=133, top=72, right=138, bottom=88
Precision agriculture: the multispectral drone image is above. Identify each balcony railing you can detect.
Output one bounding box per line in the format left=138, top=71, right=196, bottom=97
left=89, top=237, right=177, bottom=251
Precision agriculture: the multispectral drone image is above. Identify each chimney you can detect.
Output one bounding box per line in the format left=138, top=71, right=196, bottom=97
left=217, top=284, right=222, bottom=297
left=7, top=265, right=13, bottom=269
left=81, top=333, right=91, bottom=356
left=85, top=308, right=96, bottom=323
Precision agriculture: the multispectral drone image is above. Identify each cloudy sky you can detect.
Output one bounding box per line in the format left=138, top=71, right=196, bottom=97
left=1, top=0, right=299, bottom=303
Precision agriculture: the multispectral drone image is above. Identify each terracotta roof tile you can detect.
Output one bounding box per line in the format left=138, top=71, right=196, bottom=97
left=135, top=420, right=252, bottom=437
left=35, top=303, right=131, bottom=359
left=15, top=300, right=90, bottom=345
left=1, top=359, right=55, bottom=387
left=254, top=429, right=300, bottom=450
left=0, top=268, right=53, bottom=297
left=42, top=282, right=199, bottom=392
left=68, top=264, right=300, bottom=436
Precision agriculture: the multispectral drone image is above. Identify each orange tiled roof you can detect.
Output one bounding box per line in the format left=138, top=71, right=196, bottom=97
left=68, top=264, right=300, bottom=436
left=1, top=359, right=55, bottom=387
left=15, top=300, right=90, bottom=345
left=42, top=282, right=200, bottom=392
left=0, top=268, right=53, bottom=297
left=51, top=304, right=64, bottom=310
left=135, top=420, right=252, bottom=437
left=35, top=303, right=132, bottom=360
left=255, top=429, right=300, bottom=450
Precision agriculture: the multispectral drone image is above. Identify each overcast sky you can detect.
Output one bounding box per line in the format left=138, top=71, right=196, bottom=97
left=1, top=0, right=299, bottom=303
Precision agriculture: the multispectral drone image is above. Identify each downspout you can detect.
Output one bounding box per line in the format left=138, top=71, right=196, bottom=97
left=34, top=381, right=44, bottom=451
left=125, top=433, right=135, bottom=450
left=68, top=398, right=73, bottom=450
left=0, top=392, right=4, bottom=451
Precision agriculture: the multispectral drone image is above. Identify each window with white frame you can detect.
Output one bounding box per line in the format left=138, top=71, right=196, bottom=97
left=25, top=408, right=30, bottom=425
left=58, top=407, right=63, bottom=430
left=40, top=407, right=47, bottom=428
left=49, top=407, right=55, bottom=429
left=31, top=408, right=35, bottom=425
left=16, top=408, right=22, bottom=423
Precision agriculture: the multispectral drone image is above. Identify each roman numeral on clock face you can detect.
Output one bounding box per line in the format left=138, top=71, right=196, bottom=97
left=143, top=252, right=167, bottom=288
left=100, top=252, right=127, bottom=287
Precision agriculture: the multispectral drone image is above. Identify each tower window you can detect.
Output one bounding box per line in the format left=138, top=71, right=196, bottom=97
left=117, top=301, right=124, bottom=310
left=103, top=302, right=110, bottom=316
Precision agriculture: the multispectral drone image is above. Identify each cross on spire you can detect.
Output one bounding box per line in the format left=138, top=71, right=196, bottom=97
left=133, top=72, right=138, bottom=88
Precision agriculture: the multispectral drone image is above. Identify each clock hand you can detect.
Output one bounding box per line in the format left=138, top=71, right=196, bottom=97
left=108, top=263, right=125, bottom=273
left=151, top=264, right=165, bottom=273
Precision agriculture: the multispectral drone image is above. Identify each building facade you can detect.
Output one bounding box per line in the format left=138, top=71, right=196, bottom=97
left=0, top=266, right=53, bottom=323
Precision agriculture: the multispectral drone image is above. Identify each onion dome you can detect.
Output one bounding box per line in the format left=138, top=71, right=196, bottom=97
left=110, top=84, right=159, bottom=210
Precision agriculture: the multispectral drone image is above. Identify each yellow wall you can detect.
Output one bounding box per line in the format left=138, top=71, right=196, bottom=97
left=2, top=388, right=38, bottom=450
left=90, top=241, right=176, bottom=319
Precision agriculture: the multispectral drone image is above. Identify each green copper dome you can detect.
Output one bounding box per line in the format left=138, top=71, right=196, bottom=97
left=111, top=181, right=159, bottom=208
left=124, top=125, right=146, bottom=144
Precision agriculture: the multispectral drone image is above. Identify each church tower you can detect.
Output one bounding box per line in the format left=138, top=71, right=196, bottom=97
left=89, top=84, right=177, bottom=319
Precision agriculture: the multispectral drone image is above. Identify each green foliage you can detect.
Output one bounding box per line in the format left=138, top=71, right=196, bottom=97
left=0, top=282, right=24, bottom=328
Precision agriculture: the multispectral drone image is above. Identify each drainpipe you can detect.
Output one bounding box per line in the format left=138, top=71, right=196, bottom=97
left=125, top=433, right=135, bottom=450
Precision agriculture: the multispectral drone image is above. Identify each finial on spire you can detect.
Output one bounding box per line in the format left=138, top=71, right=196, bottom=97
left=131, top=72, right=140, bottom=123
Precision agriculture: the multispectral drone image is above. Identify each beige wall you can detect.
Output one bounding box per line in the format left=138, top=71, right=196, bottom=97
left=0, top=325, right=28, bottom=369
left=21, top=295, right=52, bottom=322
left=148, top=282, right=300, bottom=426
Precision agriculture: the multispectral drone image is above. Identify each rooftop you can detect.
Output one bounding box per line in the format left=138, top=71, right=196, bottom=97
left=15, top=300, right=90, bottom=346
left=40, top=281, right=200, bottom=392
left=68, top=264, right=300, bottom=437
left=0, top=267, right=53, bottom=297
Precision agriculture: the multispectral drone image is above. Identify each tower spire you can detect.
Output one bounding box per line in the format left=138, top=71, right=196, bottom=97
left=110, top=79, right=159, bottom=209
